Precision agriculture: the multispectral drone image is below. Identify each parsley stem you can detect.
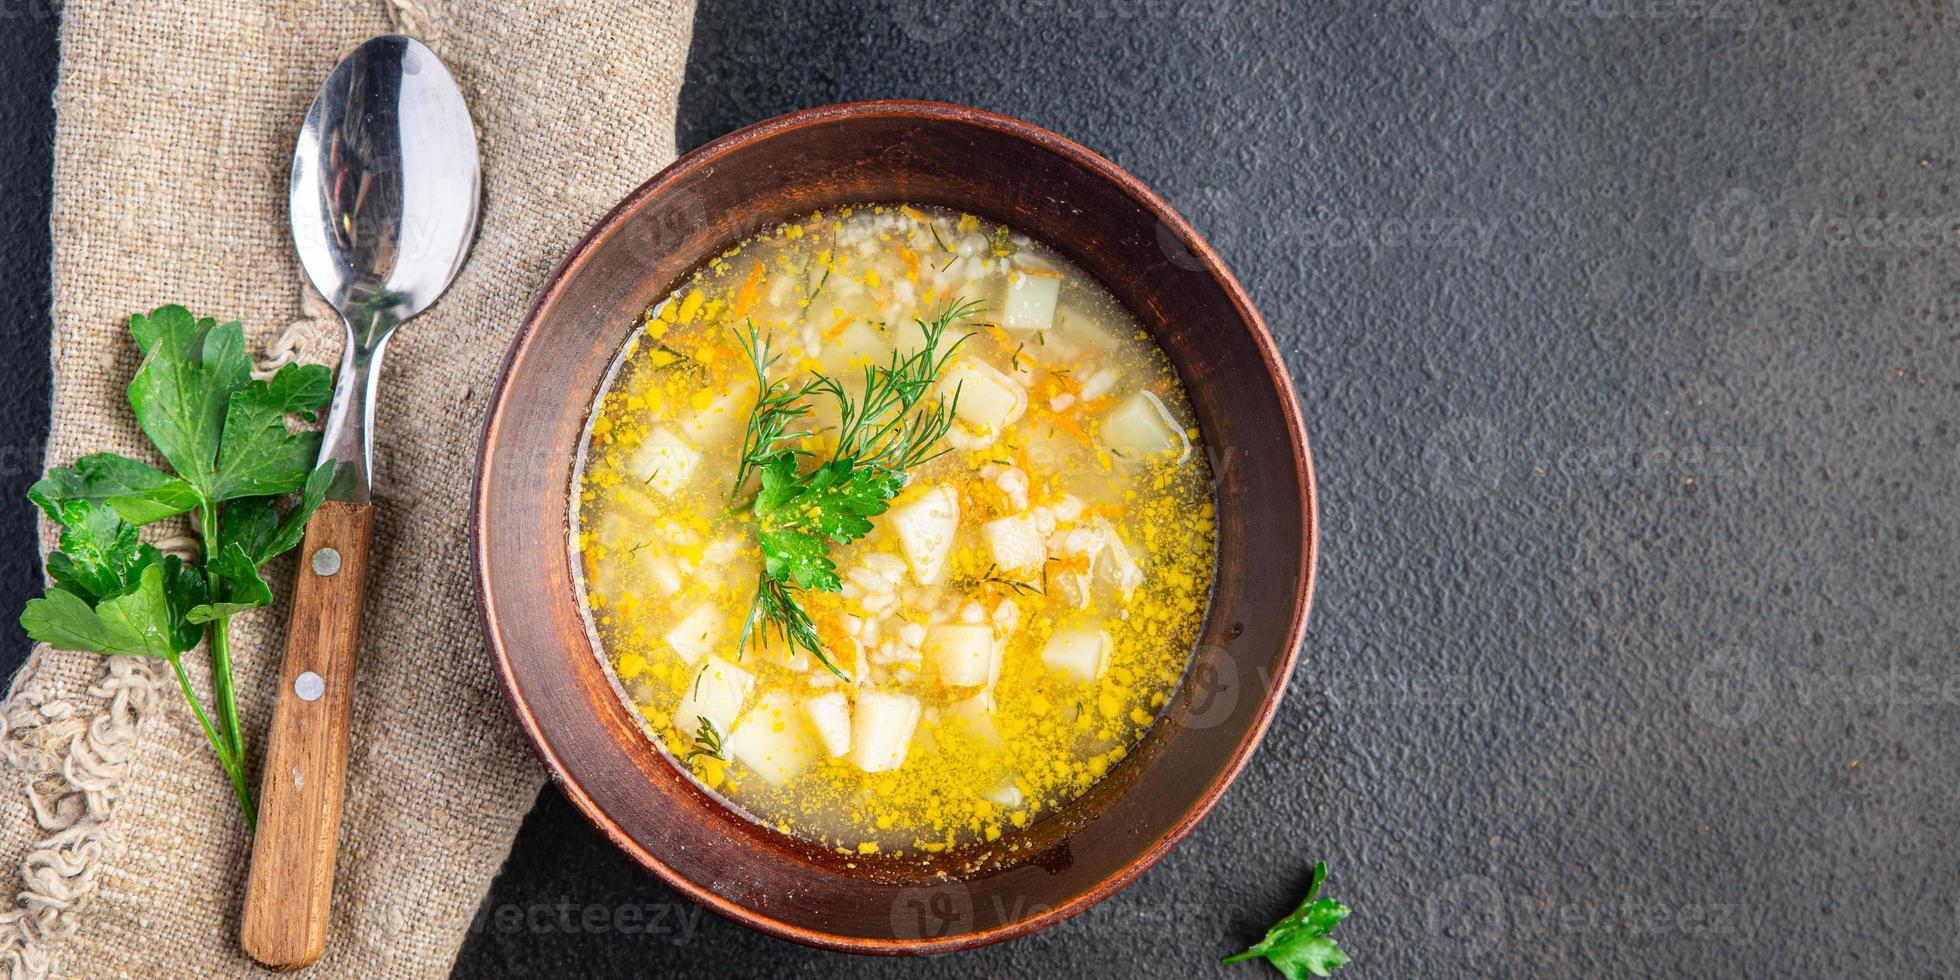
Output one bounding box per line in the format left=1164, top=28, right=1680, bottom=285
left=198, top=500, right=245, bottom=763
left=209, top=619, right=242, bottom=759
left=208, top=622, right=241, bottom=756
left=169, top=655, right=256, bottom=829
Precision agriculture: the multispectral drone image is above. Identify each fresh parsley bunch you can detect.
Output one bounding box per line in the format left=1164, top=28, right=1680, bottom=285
left=1223, top=861, right=1352, bottom=978
left=20, top=305, right=336, bottom=828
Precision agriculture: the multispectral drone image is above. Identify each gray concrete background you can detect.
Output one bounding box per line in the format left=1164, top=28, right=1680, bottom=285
left=0, top=1, right=1950, bottom=977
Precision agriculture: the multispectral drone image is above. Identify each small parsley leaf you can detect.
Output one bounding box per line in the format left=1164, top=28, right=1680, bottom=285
left=217, top=496, right=280, bottom=563
left=126, top=306, right=251, bottom=497
left=222, top=462, right=335, bottom=564
left=187, top=543, right=274, bottom=624
left=211, top=363, right=333, bottom=500
left=21, top=587, right=157, bottom=657
left=753, top=456, right=906, bottom=591
left=1222, top=862, right=1351, bottom=979
left=42, top=501, right=154, bottom=601
left=25, top=560, right=203, bottom=660
left=28, top=452, right=198, bottom=525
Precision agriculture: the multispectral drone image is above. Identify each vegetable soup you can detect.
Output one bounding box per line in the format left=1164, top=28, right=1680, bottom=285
left=573, top=204, right=1215, bottom=855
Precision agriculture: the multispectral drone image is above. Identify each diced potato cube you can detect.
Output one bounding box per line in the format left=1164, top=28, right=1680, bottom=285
left=628, top=426, right=702, bottom=497
left=849, top=690, right=922, bottom=773
left=1099, top=391, right=1190, bottom=464
left=663, top=604, right=725, bottom=664
left=802, top=691, right=853, bottom=758
left=728, top=691, right=817, bottom=787
left=1040, top=628, right=1112, bottom=683
left=819, top=320, right=891, bottom=376
left=943, top=690, right=1004, bottom=751
left=651, top=557, right=683, bottom=596
left=1046, top=526, right=1107, bottom=610
left=1001, top=271, right=1062, bottom=330
left=943, top=359, right=1028, bottom=433
left=1095, top=520, right=1144, bottom=601
left=925, top=624, right=1001, bottom=688
left=890, top=484, right=960, bottom=585
left=981, top=513, right=1046, bottom=573
left=982, top=780, right=1023, bottom=809
left=679, top=385, right=756, bottom=448
left=673, top=654, right=756, bottom=740
left=754, top=631, right=811, bottom=673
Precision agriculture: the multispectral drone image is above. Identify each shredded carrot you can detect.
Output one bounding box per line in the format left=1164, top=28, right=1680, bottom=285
left=817, top=615, right=854, bottom=655
left=825, top=314, right=852, bottom=341
left=899, top=247, right=920, bottom=282
left=1077, top=397, right=1115, bottom=416
left=1049, top=410, right=1092, bottom=445
left=733, top=261, right=763, bottom=317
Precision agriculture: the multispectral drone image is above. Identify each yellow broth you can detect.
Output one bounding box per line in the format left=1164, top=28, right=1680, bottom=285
left=574, top=204, right=1215, bottom=855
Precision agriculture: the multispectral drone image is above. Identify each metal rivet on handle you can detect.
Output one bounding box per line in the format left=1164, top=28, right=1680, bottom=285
left=311, top=547, right=342, bottom=577
left=295, top=671, right=325, bottom=702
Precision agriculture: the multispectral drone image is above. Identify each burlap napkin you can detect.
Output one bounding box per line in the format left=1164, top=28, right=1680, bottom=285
left=0, top=1, right=696, bottom=975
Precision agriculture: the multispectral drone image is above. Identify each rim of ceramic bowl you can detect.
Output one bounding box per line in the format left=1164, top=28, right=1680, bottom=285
left=472, top=98, right=1318, bottom=953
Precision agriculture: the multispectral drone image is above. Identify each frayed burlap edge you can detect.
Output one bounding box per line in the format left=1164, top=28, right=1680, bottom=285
left=0, top=648, right=163, bottom=979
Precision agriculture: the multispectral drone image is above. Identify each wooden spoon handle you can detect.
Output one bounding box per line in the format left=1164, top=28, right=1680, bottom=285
left=240, top=499, right=374, bottom=970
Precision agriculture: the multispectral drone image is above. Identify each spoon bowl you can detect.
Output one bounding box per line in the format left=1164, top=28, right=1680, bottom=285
left=290, top=33, right=479, bottom=341
left=291, top=33, right=480, bottom=502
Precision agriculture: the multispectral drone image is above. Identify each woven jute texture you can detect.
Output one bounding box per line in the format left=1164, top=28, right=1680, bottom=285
left=0, top=1, right=696, bottom=975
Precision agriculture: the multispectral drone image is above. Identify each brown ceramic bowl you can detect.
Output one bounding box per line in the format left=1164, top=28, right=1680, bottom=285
left=473, top=100, right=1316, bottom=953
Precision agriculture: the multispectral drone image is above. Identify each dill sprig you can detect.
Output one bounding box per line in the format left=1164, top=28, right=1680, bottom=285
left=737, top=569, right=826, bottom=674
left=984, top=564, right=1042, bottom=596
left=806, top=297, right=976, bottom=472
left=731, top=323, right=821, bottom=498
left=728, top=299, right=981, bottom=681
left=685, top=715, right=727, bottom=763
left=953, top=562, right=1043, bottom=597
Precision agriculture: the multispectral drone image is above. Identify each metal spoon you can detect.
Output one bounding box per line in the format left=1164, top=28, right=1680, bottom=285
left=240, top=34, right=480, bottom=970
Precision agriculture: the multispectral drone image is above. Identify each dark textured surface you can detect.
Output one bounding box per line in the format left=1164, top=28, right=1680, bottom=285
left=1, top=1, right=1954, bottom=977
left=0, top=2, right=55, bottom=660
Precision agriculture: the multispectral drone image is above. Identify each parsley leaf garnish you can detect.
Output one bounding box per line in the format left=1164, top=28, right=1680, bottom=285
left=1222, top=862, right=1352, bottom=978
left=18, top=305, right=339, bottom=829
left=755, top=455, right=905, bottom=590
